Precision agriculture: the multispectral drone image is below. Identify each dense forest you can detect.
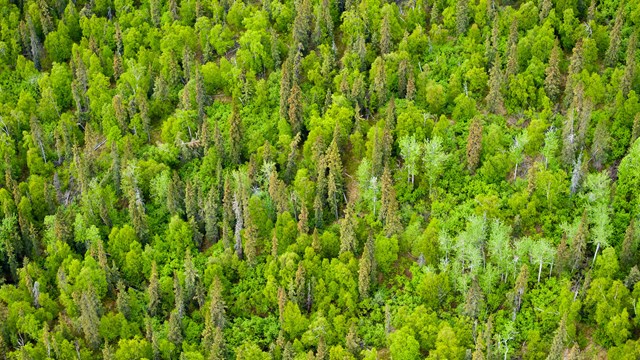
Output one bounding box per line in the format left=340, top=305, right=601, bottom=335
left=0, top=0, right=639, bottom=358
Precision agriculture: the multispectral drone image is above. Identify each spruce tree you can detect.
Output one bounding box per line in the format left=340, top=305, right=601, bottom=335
left=546, top=315, right=568, bottom=360
left=80, top=285, right=101, bottom=349
left=620, top=219, right=637, bottom=271
left=486, top=54, right=505, bottom=114
left=605, top=4, right=625, bottom=67
left=511, top=264, right=529, bottom=320
left=339, top=201, right=357, bottom=254
left=563, top=40, right=584, bottom=108
left=621, top=31, right=638, bottom=97
left=148, top=261, right=160, bottom=316
left=380, top=12, right=392, bottom=55
left=466, top=117, right=483, bottom=174
left=325, top=138, right=343, bottom=219
left=398, top=59, right=408, bottom=98
left=570, top=211, right=588, bottom=273
left=184, top=249, right=197, bottom=303
left=288, top=83, right=303, bottom=136
left=456, top=0, right=469, bottom=35
left=229, top=101, right=243, bottom=165
left=545, top=40, right=562, bottom=101
left=204, top=186, right=220, bottom=243
left=358, top=235, right=373, bottom=298
left=116, top=280, right=130, bottom=319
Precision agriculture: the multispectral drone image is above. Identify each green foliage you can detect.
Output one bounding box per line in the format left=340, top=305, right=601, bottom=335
left=0, top=0, right=637, bottom=357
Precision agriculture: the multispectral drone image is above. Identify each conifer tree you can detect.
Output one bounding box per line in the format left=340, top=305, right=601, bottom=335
left=173, top=271, right=184, bottom=318
left=167, top=171, right=185, bottom=217
left=209, top=326, right=225, bottom=360
left=380, top=12, right=392, bottom=55
left=464, top=278, right=483, bottom=320
left=196, top=63, right=206, bottom=123
left=591, top=118, right=609, bottom=170
left=467, top=117, right=483, bottom=174
left=546, top=315, right=568, bottom=360
left=184, top=249, right=197, bottom=303
left=233, top=192, right=244, bottom=259
left=472, top=330, right=486, bottom=360
left=244, top=216, right=258, bottom=266
left=621, top=31, right=637, bottom=97
left=150, top=0, right=161, bottom=26
left=222, top=176, right=234, bottom=250
left=116, top=280, right=131, bottom=319
left=298, top=204, right=309, bottom=234
left=168, top=310, right=183, bottom=345
left=288, top=83, right=303, bottom=137
left=280, top=58, right=292, bottom=121
left=605, top=4, right=625, bottom=67
left=339, top=202, right=357, bottom=254
left=563, top=40, right=584, bottom=108
left=545, top=41, right=562, bottom=101
left=80, top=285, right=101, bottom=349
left=570, top=211, right=588, bottom=273
left=286, top=133, right=302, bottom=183
left=148, top=261, right=160, bottom=316
left=325, top=138, right=343, bottom=219
left=620, top=219, right=637, bottom=271
left=539, top=0, right=552, bottom=22
left=292, top=0, right=313, bottom=50
left=398, top=59, right=408, bottom=98
left=229, top=102, right=243, bottom=165
left=373, top=58, right=387, bottom=106
left=204, top=186, right=220, bottom=243
left=202, top=280, right=224, bottom=327
left=358, top=235, right=373, bottom=298
left=486, top=54, right=505, bottom=114
left=185, top=179, right=199, bottom=224
left=312, top=228, right=322, bottom=254
left=456, top=0, right=469, bottom=35
left=511, top=264, right=529, bottom=320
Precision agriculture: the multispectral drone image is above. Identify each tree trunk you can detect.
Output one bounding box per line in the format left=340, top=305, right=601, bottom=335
left=592, top=242, right=600, bottom=266
left=538, top=261, right=542, bottom=283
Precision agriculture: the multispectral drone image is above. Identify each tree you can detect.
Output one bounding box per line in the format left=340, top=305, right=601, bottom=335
left=529, top=239, right=555, bottom=282
left=546, top=315, right=568, bottom=360
left=486, top=54, right=505, bottom=114
left=545, top=41, right=562, bottom=101
left=584, top=172, right=611, bottom=265
left=325, top=138, right=344, bottom=219
left=467, top=117, right=483, bottom=174
left=399, top=135, right=420, bottom=185
left=389, top=327, right=420, bottom=360
left=621, top=31, right=638, bottom=97
left=229, top=101, right=243, bottom=165
left=288, top=83, right=303, bottom=135
left=148, top=261, right=160, bottom=316
left=511, top=132, right=528, bottom=180
left=620, top=219, right=637, bottom=270
left=511, top=265, right=529, bottom=320
left=570, top=211, right=588, bottom=272
left=203, top=276, right=226, bottom=349
left=605, top=4, right=625, bottom=67
left=168, top=310, right=183, bottom=345
left=80, top=285, right=101, bottom=349
left=423, top=136, right=448, bottom=193
left=380, top=12, right=392, bottom=54
left=456, top=0, right=469, bottom=35
left=340, top=202, right=357, bottom=254
left=358, top=235, right=373, bottom=298
left=563, top=40, right=583, bottom=108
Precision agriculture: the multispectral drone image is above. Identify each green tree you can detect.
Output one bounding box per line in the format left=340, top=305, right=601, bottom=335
left=466, top=117, right=483, bottom=174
